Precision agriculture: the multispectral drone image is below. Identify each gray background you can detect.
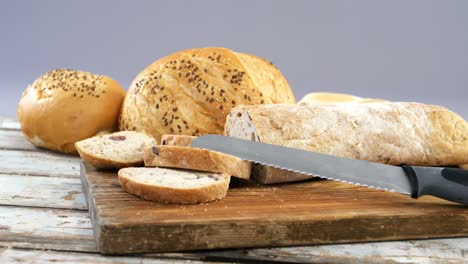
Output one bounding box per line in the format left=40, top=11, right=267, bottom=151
left=1, top=0, right=467, bottom=118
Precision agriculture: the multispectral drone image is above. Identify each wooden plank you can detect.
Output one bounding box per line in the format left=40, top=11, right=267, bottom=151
left=0, top=174, right=86, bottom=210
left=81, top=162, right=468, bottom=254
left=0, top=248, right=216, bottom=264
left=0, top=149, right=80, bottom=178
left=0, top=116, right=20, bottom=130
left=0, top=206, right=96, bottom=252
left=199, top=238, right=468, bottom=264
left=0, top=130, right=40, bottom=151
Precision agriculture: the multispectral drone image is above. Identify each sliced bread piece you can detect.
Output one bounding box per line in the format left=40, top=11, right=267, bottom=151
left=144, top=145, right=251, bottom=180
left=118, top=167, right=230, bottom=204
left=161, top=134, right=196, bottom=147
left=75, top=131, right=157, bottom=169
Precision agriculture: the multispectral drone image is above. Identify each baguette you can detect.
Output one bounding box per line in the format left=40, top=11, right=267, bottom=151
left=144, top=145, right=251, bottom=179
left=118, top=167, right=230, bottom=204
left=225, top=102, right=468, bottom=182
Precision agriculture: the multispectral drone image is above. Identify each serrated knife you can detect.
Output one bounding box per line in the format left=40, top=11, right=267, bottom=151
left=191, top=135, right=468, bottom=205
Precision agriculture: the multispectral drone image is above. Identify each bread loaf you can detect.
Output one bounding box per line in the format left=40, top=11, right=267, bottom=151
left=144, top=145, right=251, bottom=180
left=303, top=93, right=468, bottom=170
left=75, top=131, right=157, bottom=169
left=299, top=92, right=386, bottom=105
left=18, top=69, right=126, bottom=154
left=225, top=102, right=468, bottom=169
left=119, top=47, right=296, bottom=141
left=118, top=167, right=230, bottom=204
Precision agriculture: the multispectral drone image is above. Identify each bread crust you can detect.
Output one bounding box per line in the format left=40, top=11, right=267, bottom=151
left=161, top=134, right=196, bottom=146
left=119, top=47, right=296, bottom=141
left=75, top=131, right=156, bottom=169
left=225, top=102, right=468, bottom=166
left=144, top=145, right=251, bottom=179
left=118, top=168, right=230, bottom=204
left=17, top=69, right=126, bottom=154
left=76, top=144, right=143, bottom=169
left=299, top=92, right=387, bottom=105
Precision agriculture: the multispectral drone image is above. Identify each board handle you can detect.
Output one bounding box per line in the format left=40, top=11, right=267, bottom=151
left=402, top=165, right=468, bottom=205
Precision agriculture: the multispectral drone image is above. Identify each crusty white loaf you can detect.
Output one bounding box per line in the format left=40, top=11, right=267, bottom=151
left=225, top=102, right=468, bottom=168
left=301, top=93, right=468, bottom=169
left=119, top=47, right=296, bottom=141
left=75, top=131, right=157, bottom=169
left=118, top=167, right=230, bottom=204
left=144, top=145, right=251, bottom=180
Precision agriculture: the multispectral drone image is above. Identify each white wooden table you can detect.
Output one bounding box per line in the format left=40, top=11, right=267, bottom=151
left=0, top=115, right=467, bottom=263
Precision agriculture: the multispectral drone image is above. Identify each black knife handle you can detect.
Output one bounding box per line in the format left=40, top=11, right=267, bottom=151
left=402, top=165, right=468, bottom=205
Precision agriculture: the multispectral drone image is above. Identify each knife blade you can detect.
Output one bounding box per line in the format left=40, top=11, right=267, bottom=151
left=191, top=135, right=468, bottom=205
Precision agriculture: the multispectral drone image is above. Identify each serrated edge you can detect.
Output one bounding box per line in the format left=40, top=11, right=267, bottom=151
left=251, top=160, right=397, bottom=193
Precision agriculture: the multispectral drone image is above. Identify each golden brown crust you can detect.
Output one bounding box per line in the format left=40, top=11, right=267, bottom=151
left=118, top=169, right=230, bottom=204
left=17, top=69, right=126, bottom=154
left=161, top=134, right=196, bottom=146
left=226, top=102, right=468, bottom=166
left=119, top=47, right=296, bottom=141
left=144, top=145, right=251, bottom=179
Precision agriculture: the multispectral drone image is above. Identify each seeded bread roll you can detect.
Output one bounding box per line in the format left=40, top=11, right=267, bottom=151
left=144, top=145, right=251, bottom=180
left=161, top=134, right=196, bottom=146
left=118, top=167, right=230, bottom=204
left=225, top=102, right=468, bottom=183
left=119, top=47, right=296, bottom=140
left=75, top=131, right=157, bottom=169
left=18, top=69, right=126, bottom=154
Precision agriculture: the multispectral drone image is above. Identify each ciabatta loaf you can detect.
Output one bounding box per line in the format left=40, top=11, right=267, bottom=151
left=118, top=167, right=230, bottom=204
left=144, top=145, right=251, bottom=179
left=75, top=131, right=157, bottom=169
left=161, top=134, right=195, bottom=146
left=225, top=102, right=468, bottom=167
left=250, top=92, right=388, bottom=184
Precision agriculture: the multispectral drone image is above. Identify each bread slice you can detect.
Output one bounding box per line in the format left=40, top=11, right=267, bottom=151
left=161, top=134, right=196, bottom=147
left=144, top=145, right=251, bottom=180
left=118, top=167, right=230, bottom=204
left=75, top=131, right=157, bottom=169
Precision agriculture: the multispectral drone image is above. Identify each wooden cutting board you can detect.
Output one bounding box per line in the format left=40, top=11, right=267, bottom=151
left=80, top=162, right=468, bottom=254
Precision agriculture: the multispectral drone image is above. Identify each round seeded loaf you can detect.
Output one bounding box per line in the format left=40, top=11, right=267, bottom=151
left=118, top=167, right=230, bottom=204
left=18, top=69, right=126, bottom=154
left=75, top=131, right=157, bottom=169
left=119, top=47, right=296, bottom=141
